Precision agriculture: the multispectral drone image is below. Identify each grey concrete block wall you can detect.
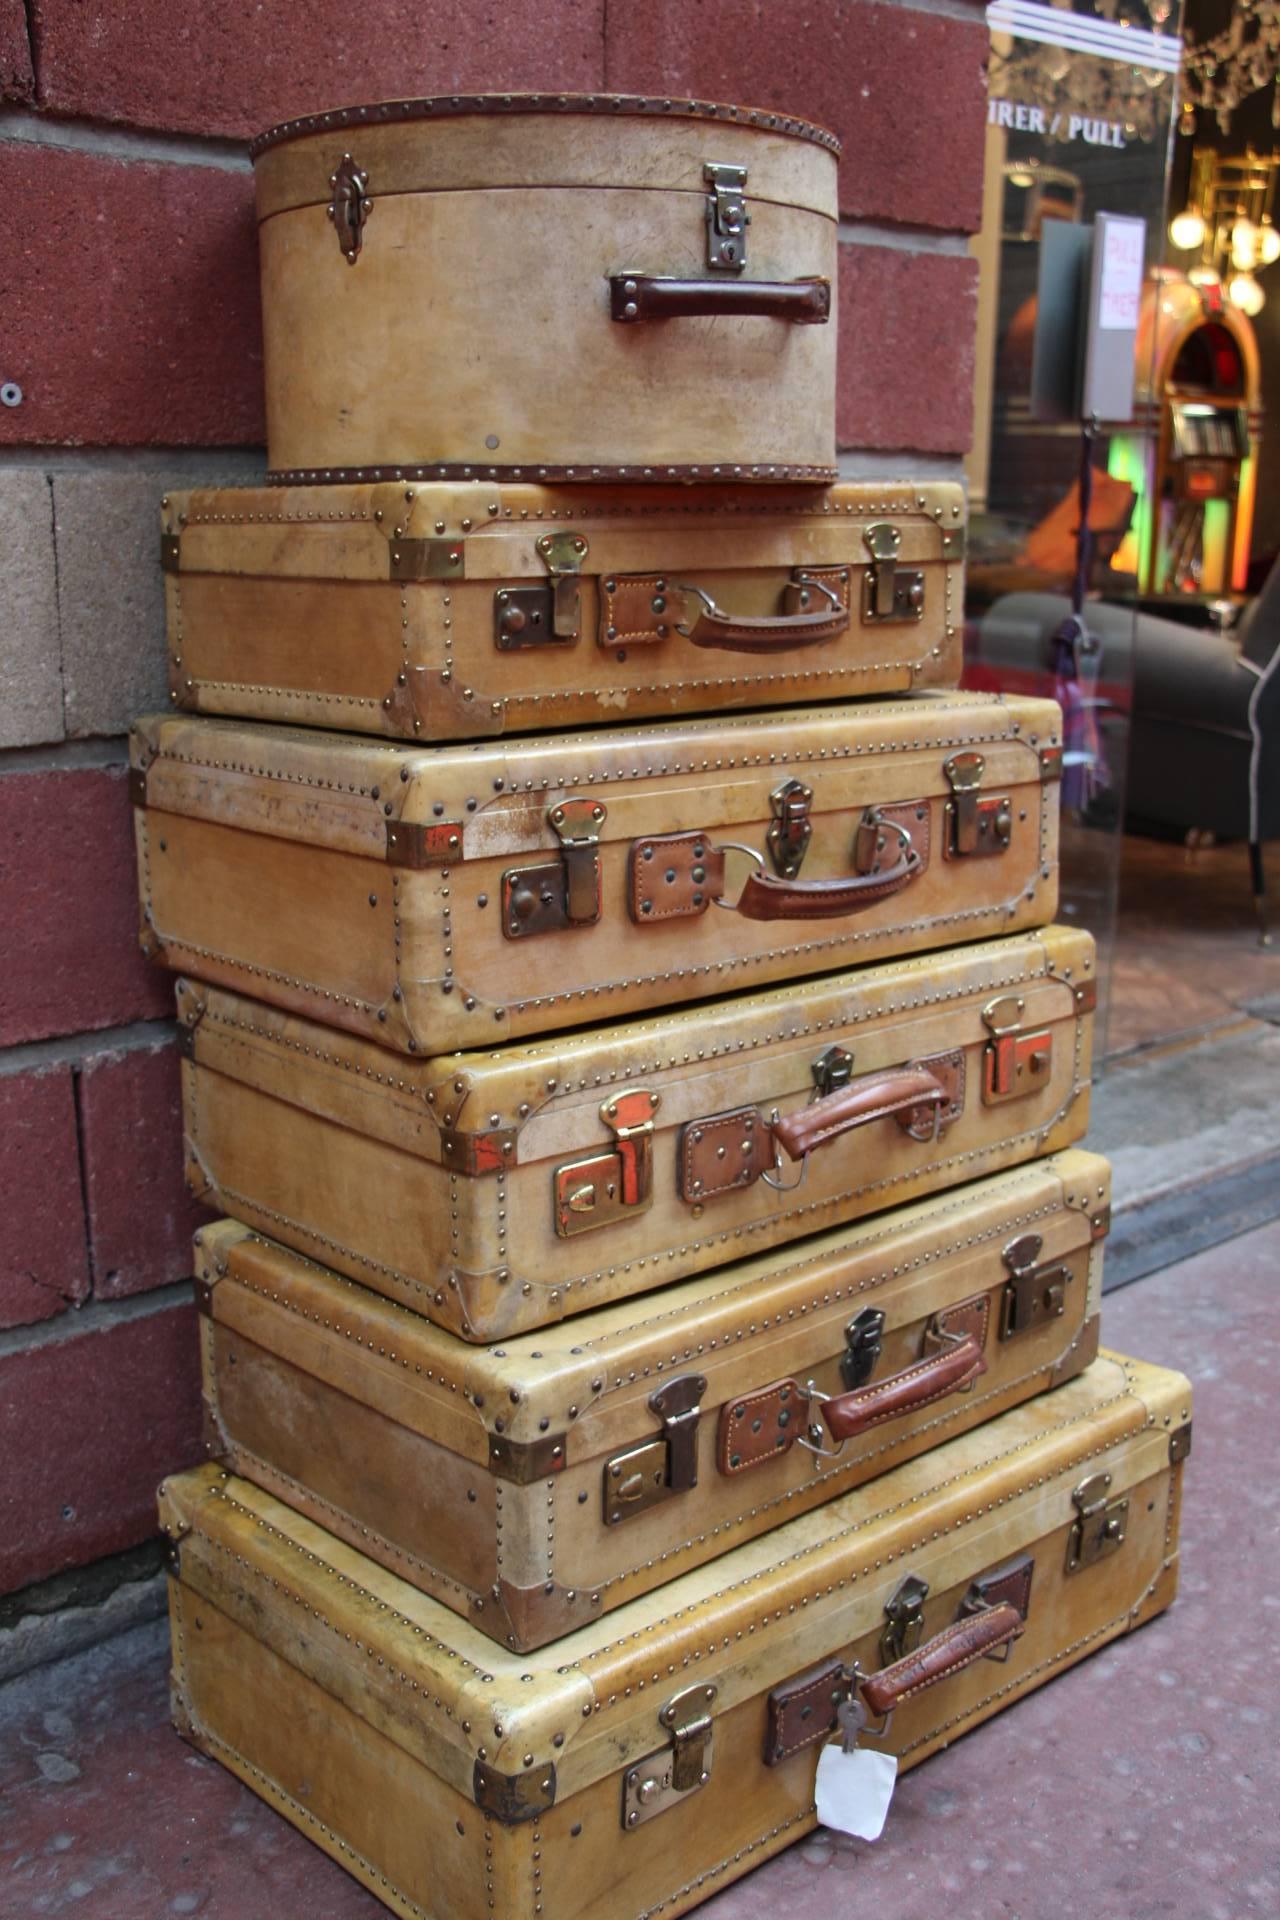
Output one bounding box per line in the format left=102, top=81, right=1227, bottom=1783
left=1, top=471, right=62, bottom=749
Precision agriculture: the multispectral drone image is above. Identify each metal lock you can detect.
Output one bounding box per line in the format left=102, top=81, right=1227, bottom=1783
left=1066, top=1471, right=1129, bottom=1573
left=862, top=522, right=925, bottom=624
left=999, top=1232, right=1072, bottom=1339
left=495, top=532, right=588, bottom=647
left=841, top=1307, right=886, bottom=1391
left=555, top=1088, right=659, bottom=1238
left=603, top=1373, right=706, bottom=1525
left=981, top=996, right=1054, bottom=1105
left=880, top=1572, right=930, bottom=1665
left=327, top=153, right=372, bottom=263
left=943, top=753, right=1013, bottom=859
left=503, top=798, right=605, bottom=939
left=812, top=1044, right=854, bottom=1098
left=622, top=1684, right=717, bottom=1828
left=704, top=163, right=750, bottom=270
left=766, top=777, right=814, bottom=878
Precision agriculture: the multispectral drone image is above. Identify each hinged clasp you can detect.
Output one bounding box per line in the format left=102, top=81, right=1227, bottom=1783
left=535, top=531, right=589, bottom=639
left=704, top=162, right=749, bottom=270
left=944, top=752, right=1012, bottom=859
left=812, top=1044, right=853, bottom=1098
left=841, top=1306, right=885, bottom=1390
left=623, top=1684, right=718, bottom=1827
left=862, top=522, right=925, bottom=623
left=502, top=797, right=605, bottom=939
left=766, top=777, right=813, bottom=878
left=880, top=1572, right=929, bottom=1664
left=981, top=995, right=1054, bottom=1105
left=555, top=1088, right=659, bottom=1239
left=603, top=1372, right=707, bottom=1525
left=1066, top=1471, right=1129, bottom=1573
left=327, top=153, right=372, bottom=264
left=1000, top=1231, right=1072, bottom=1339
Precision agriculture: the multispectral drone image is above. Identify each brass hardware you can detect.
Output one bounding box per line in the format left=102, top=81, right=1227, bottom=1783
left=494, top=585, right=571, bottom=651
left=389, top=538, right=464, bottom=581
left=1169, top=1422, right=1193, bottom=1464
left=1066, top=1471, right=1129, bottom=1573
left=160, top=534, right=181, bottom=574
left=473, top=1758, right=556, bottom=1825
left=128, top=766, right=148, bottom=809
left=862, top=521, right=925, bottom=624
left=622, top=1685, right=717, bottom=1828
left=812, top=1044, right=854, bottom=1098
left=535, top=531, right=588, bottom=640
left=486, top=1431, right=568, bottom=1484
left=944, top=752, right=1012, bottom=859
left=554, top=1088, right=659, bottom=1238
left=880, top=1572, right=929, bottom=1664
left=1089, top=1205, right=1112, bottom=1241
left=604, top=1373, right=706, bottom=1524
left=503, top=798, right=605, bottom=938
left=1040, top=745, right=1065, bottom=783
left=981, top=995, right=1054, bottom=1105
left=327, top=153, right=372, bottom=264
left=999, top=1232, right=1072, bottom=1339
left=766, top=777, right=813, bottom=878
left=841, top=1307, right=885, bottom=1391
left=941, top=524, right=967, bottom=560
left=704, top=162, right=749, bottom=270
left=385, top=820, right=464, bottom=868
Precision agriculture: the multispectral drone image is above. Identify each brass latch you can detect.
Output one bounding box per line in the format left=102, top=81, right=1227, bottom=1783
left=1066, top=1471, right=1128, bottom=1573
left=603, top=1372, right=706, bottom=1524
left=527, top=530, right=589, bottom=641
left=554, top=1088, right=659, bottom=1239
left=981, top=996, right=1054, bottom=1105
left=880, top=1572, right=929, bottom=1664
left=622, top=1684, right=717, bottom=1828
left=502, top=798, right=605, bottom=938
left=766, top=777, right=813, bottom=878
left=812, top=1044, right=853, bottom=1098
left=328, top=153, right=372, bottom=264
left=862, top=522, right=925, bottom=624
left=704, top=163, right=749, bottom=270
left=943, top=753, right=1013, bottom=858
left=999, top=1232, right=1072, bottom=1339
left=841, top=1307, right=885, bottom=1390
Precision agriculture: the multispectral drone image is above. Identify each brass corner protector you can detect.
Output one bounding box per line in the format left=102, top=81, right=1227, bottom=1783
left=385, top=819, right=464, bottom=868
left=160, top=533, right=181, bottom=574
left=439, top=1126, right=518, bottom=1177
left=487, top=1431, right=568, bottom=1485
left=1039, top=745, right=1064, bottom=783
left=941, top=524, right=967, bottom=560
left=128, top=766, right=148, bottom=809
left=473, top=1757, right=556, bottom=1825
left=389, top=536, right=465, bottom=582
left=1088, top=1204, right=1111, bottom=1241
left=1169, top=1422, right=1193, bottom=1465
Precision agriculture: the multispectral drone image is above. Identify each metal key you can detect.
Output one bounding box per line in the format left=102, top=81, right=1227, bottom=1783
left=836, top=1695, right=869, bottom=1753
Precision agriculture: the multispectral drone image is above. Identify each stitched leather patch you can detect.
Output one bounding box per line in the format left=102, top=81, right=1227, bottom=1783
left=923, top=1292, right=990, bottom=1378
left=854, top=800, right=931, bottom=876
left=600, top=574, right=679, bottom=646
left=764, top=1656, right=848, bottom=1766
left=680, top=1107, right=773, bottom=1200
left=717, top=1378, right=805, bottom=1475
left=630, top=833, right=726, bottom=922
left=965, top=1552, right=1034, bottom=1631
left=897, top=1048, right=965, bottom=1142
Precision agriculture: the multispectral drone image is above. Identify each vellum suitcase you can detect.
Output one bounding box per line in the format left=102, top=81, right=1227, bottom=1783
left=162, top=1353, right=1189, bottom=1920
left=160, top=480, right=966, bottom=741
left=177, top=925, right=1094, bottom=1340
left=251, top=95, right=838, bottom=481
left=196, top=1151, right=1110, bottom=1651
left=131, top=692, right=1063, bottom=1055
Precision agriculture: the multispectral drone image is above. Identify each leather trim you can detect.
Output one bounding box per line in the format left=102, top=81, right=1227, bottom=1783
left=680, top=1107, right=774, bottom=1201
left=819, top=1332, right=985, bottom=1442
left=860, top=1602, right=1023, bottom=1717
left=630, top=833, right=726, bottom=922
left=735, top=847, right=920, bottom=921
left=772, top=1063, right=945, bottom=1161
left=764, top=1656, right=847, bottom=1765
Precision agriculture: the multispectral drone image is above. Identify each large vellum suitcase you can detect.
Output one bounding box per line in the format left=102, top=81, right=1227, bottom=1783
left=160, top=480, right=965, bottom=740
left=177, top=925, right=1094, bottom=1340
left=161, top=1353, right=1189, bottom=1920
left=131, top=692, right=1063, bottom=1055
left=196, top=1151, right=1109, bottom=1651
left=251, top=95, right=838, bottom=482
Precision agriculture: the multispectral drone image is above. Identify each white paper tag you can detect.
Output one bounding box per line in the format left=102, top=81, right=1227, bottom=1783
left=814, top=1742, right=898, bottom=1841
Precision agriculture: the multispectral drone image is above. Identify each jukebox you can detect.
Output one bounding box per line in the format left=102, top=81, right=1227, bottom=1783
left=1115, top=271, right=1262, bottom=596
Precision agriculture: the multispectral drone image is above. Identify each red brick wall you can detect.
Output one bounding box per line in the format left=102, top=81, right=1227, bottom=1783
left=0, top=0, right=985, bottom=1602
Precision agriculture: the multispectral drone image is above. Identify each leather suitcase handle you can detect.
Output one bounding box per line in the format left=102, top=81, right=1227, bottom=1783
left=819, top=1333, right=985, bottom=1441
left=859, top=1601, right=1024, bottom=1719
left=733, top=843, right=920, bottom=920
left=772, top=1063, right=947, bottom=1162
left=610, top=274, right=831, bottom=324
left=676, top=574, right=849, bottom=654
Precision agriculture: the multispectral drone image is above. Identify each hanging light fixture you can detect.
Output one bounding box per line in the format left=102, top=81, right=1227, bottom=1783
left=1230, top=219, right=1260, bottom=269
left=1169, top=206, right=1207, bottom=250
left=1169, top=149, right=1280, bottom=317
left=1259, top=221, right=1280, bottom=266
left=1228, top=272, right=1265, bottom=316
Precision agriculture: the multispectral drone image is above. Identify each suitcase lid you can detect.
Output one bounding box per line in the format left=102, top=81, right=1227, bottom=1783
left=196, top=1149, right=1112, bottom=1472
left=160, top=478, right=965, bottom=582
left=161, top=1353, right=1190, bottom=1817
left=251, top=93, right=838, bottom=223
left=178, top=922, right=1094, bottom=1172
left=132, top=689, right=1057, bottom=875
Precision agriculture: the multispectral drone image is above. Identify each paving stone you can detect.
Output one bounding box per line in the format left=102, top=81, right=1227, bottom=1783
left=0, top=469, right=62, bottom=748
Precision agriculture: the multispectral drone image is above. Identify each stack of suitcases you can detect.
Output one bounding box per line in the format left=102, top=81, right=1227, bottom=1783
left=131, top=94, right=1191, bottom=1918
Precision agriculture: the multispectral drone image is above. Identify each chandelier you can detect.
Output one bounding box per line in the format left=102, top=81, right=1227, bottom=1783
left=1167, top=147, right=1280, bottom=314
left=1180, top=2, right=1280, bottom=135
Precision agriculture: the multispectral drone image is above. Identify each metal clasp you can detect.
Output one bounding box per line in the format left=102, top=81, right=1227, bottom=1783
left=1066, top=1471, right=1129, bottom=1573
left=766, top=777, right=814, bottom=878
left=880, top=1573, right=929, bottom=1664
left=536, top=531, right=589, bottom=640
left=862, top=522, right=925, bottom=623
left=1000, top=1232, right=1072, bottom=1339
left=944, top=753, right=1012, bottom=859
left=622, top=1684, right=717, bottom=1828
left=704, top=163, right=750, bottom=270
left=981, top=996, right=1054, bottom=1105
left=503, top=798, right=605, bottom=939
left=554, top=1088, right=659, bottom=1239
left=603, top=1372, right=706, bottom=1525
left=327, top=154, right=372, bottom=264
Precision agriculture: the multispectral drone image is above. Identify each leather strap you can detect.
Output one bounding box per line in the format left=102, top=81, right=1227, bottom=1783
left=735, top=846, right=920, bottom=920
left=679, top=574, right=850, bottom=653
left=819, top=1333, right=984, bottom=1441
left=610, top=274, right=831, bottom=324
left=860, top=1602, right=1024, bottom=1718
left=772, top=1064, right=946, bottom=1162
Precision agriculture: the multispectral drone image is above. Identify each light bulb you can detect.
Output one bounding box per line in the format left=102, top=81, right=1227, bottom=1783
left=1259, top=222, right=1280, bottom=266
left=1189, top=264, right=1220, bottom=287
left=1007, top=169, right=1035, bottom=189
left=1228, top=271, right=1265, bottom=316
left=1231, top=219, right=1259, bottom=269
left=1168, top=208, right=1206, bottom=250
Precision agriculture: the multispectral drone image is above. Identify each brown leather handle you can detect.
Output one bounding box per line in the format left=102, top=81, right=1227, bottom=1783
left=677, top=575, right=849, bottom=654
left=859, top=1602, right=1024, bottom=1719
left=819, top=1333, right=985, bottom=1441
left=772, top=1064, right=946, bottom=1163
left=610, top=274, right=831, bottom=324
left=734, top=846, right=920, bottom=921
